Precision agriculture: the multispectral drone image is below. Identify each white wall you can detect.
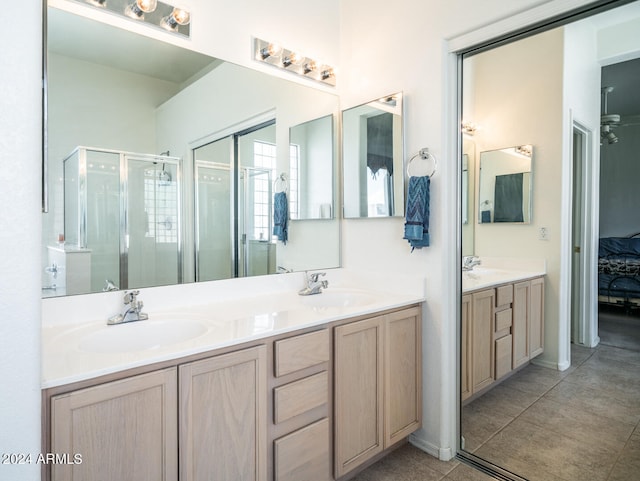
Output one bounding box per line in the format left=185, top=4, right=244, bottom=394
left=0, top=1, right=42, bottom=479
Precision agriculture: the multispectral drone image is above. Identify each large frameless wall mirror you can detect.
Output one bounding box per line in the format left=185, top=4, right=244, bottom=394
left=43, top=1, right=339, bottom=297
left=477, top=146, right=533, bottom=224
left=460, top=1, right=640, bottom=480
left=342, top=93, right=404, bottom=218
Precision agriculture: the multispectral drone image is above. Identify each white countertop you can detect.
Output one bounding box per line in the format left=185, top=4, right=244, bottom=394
left=42, top=269, right=425, bottom=388
left=462, top=257, right=546, bottom=293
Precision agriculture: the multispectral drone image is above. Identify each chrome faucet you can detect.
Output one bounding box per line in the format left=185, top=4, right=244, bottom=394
left=108, top=290, right=148, bottom=325
left=462, top=256, right=482, bottom=271
left=298, top=271, right=328, bottom=296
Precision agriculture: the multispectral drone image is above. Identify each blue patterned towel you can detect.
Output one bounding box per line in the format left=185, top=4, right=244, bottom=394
left=273, top=191, right=288, bottom=244
left=403, top=176, right=430, bottom=250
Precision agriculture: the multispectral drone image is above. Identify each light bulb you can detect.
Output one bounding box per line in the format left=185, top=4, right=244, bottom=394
left=260, top=43, right=282, bottom=59
left=283, top=51, right=304, bottom=68
left=303, top=60, right=317, bottom=74
left=125, top=0, right=157, bottom=19
left=137, top=0, right=157, bottom=12
left=172, top=8, right=190, bottom=25
left=162, top=7, right=191, bottom=30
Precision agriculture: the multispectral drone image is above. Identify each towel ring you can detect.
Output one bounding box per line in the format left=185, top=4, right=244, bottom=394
left=274, top=173, right=288, bottom=193
left=407, top=148, right=437, bottom=177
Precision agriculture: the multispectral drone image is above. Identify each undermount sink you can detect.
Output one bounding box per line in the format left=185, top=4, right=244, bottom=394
left=79, top=318, right=209, bottom=353
left=298, top=289, right=377, bottom=309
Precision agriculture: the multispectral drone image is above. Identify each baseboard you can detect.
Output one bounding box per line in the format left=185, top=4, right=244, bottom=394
left=408, top=434, right=454, bottom=461
left=531, top=357, right=565, bottom=370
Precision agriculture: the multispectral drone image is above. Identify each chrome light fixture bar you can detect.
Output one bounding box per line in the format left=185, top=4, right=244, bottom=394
left=254, top=38, right=336, bottom=87
left=77, top=0, right=191, bottom=37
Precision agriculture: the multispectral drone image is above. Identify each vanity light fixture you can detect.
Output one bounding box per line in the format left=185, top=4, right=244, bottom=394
left=74, top=0, right=191, bottom=37
left=514, top=144, right=533, bottom=157
left=254, top=38, right=336, bottom=87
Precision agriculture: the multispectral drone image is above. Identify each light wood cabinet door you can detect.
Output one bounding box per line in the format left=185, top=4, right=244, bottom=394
left=512, top=280, right=531, bottom=369
left=334, top=316, right=384, bottom=478
left=179, top=346, right=267, bottom=481
left=274, top=418, right=331, bottom=481
left=530, top=277, right=545, bottom=358
left=471, top=289, right=495, bottom=392
left=461, top=294, right=472, bottom=400
left=51, top=368, right=178, bottom=481
left=385, top=306, right=422, bottom=447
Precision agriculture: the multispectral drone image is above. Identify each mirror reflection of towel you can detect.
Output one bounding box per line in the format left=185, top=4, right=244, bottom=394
left=403, top=176, right=430, bottom=250
left=273, top=192, right=288, bottom=244
left=494, top=173, right=524, bottom=222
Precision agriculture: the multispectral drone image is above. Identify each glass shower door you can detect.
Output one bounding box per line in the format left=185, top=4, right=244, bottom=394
left=124, top=157, right=181, bottom=289
left=238, top=167, right=273, bottom=277
left=85, top=150, right=121, bottom=292
left=195, top=162, right=233, bottom=281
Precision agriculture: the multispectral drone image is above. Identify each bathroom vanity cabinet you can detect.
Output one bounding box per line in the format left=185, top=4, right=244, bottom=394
left=48, top=346, right=267, bottom=481
left=462, top=276, right=544, bottom=402
left=334, top=306, right=422, bottom=478
left=43, top=304, right=421, bottom=481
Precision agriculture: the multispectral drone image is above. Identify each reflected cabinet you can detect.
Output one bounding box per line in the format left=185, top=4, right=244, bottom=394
left=462, top=277, right=544, bottom=402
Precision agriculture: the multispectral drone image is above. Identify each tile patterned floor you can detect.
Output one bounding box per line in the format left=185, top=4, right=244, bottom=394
left=351, top=309, right=640, bottom=481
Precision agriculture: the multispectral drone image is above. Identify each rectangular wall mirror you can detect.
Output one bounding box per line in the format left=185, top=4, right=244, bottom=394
left=477, top=145, right=533, bottom=224
left=342, top=93, right=404, bottom=218
left=42, top=2, right=340, bottom=297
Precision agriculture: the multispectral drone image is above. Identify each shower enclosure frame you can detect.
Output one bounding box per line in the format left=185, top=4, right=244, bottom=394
left=63, top=146, right=183, bottom=291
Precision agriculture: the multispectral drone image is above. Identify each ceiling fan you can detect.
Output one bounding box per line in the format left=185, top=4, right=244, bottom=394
left=601, top=86, right=640, bottom=144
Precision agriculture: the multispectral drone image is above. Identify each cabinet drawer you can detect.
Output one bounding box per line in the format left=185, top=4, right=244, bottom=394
left=495, top=334, right=513, bottom=380
left=496, top=285, right=513, bottom=308
left=495, top=308, right=512, bottom=332
left=275, top=330, right=330, bottom=377
left=274, top=418, right=331, bottom=481
left=274, top=371, right=328, bottom=424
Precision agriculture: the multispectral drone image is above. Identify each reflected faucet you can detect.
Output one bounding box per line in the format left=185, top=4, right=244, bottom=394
left=298, top=271, right=328, bottom=296
left=462, top=256, right=481, bottom=271
left=108, top=290, right=148, bottom=325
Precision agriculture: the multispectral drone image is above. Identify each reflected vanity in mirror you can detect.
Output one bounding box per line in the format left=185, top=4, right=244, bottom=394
left=289, top=114, right=334, bottom=220
left=342, top=93, right=404, bottom=218
left=477, top=145, right=533, bottom=224
left=43, top=2, right=339, bottom=297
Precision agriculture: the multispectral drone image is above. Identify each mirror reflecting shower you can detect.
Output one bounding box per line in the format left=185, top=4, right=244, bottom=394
left=50, top=147, right=181, bottom=296
left=194, top=121, right=276, bottom=281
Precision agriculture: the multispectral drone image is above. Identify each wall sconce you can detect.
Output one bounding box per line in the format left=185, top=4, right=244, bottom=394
left=254, top=38, right=336, bottom=87
left=79, top=0, right=191, bottom=37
